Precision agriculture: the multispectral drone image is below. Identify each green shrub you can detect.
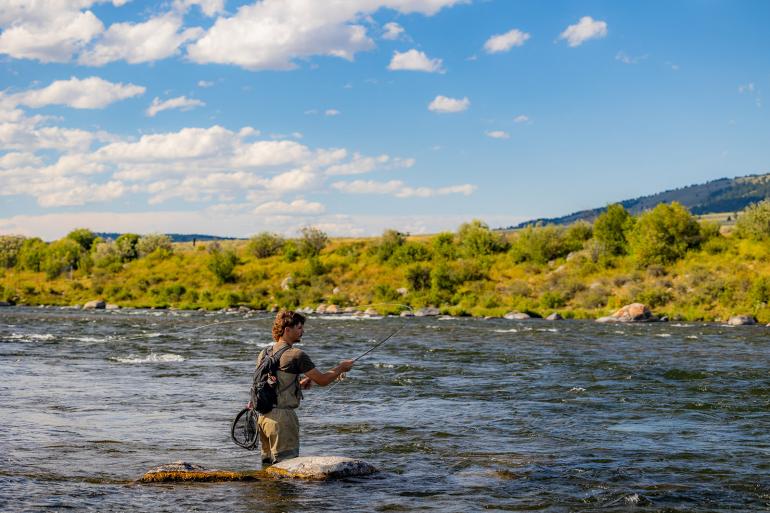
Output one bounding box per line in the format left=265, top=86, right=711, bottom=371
left=540, top=291, right=566, bottom=309
left=635, top=287, right=674, bottom=308
left=137, top=233, right=173, bottom=257
left=283, top=240, right=299, bottom=262
left=374, top=284, right=401, bottom=302
left=92, top=242, right=122, bottom=271
left=304, top=256, right=327, bottom=276
left=298, top=227, right=328, bottom=258
left=247, top=232, right=285, bottom=258
left=432, top=232, right=456, bottom=259
left=372, top=229, right=406, bottom=262
left=736, top=199, right=770, bottom=240
left=207, top=243, right=238, bottom=283
left=457, top=220, right=508, bottom=257
left=391, top=242, right=431, bottom=265
left=593, top=204, right=635, bottom=256
left=628, top=202, right=701, bottom=265
left=43, top=239, right=82, bottom=278
left=17, top=237, right=46, bottom=271
left=406, top=264, right=432, bottom=291
left=749, top=277, right=770, bottom=307
left=563, top=221, right=593, bottom=252
left=115, top=233, right=140, bottom=262
left=510, top=225, right=570, bottom=264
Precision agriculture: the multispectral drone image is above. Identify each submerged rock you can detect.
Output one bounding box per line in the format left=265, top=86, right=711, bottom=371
left=596, top=303, right=657, bottom=323
left=139, top=461, right=261, bottom=483
left=728, top=315, right=756, bottom=326
left=266, top=456, right=377, bottom=480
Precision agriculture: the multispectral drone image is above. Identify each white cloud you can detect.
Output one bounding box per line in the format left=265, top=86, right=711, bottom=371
left=186, top=0, right=464, bottom=70
left=266, top=167, right=321, bottom=192
left=615, top=51, right=647, bottom=64
left=388, top=49, right=444, bottom=73
left=198, top=80, right=214, bottom=88
left=332, top=179, right=475, bottom=198
left=739, top=83, right=755, bottom=94
left=96, top=125, right=236, bottom=162
left=483, top=28, right=530, bottom=53
left=0, top=6, right=104, bottom=63
left=559, top=16, right=607, bottom=47
left=12, top=76, right=145, bottom=109
left=253, top=199, right=325, bottom=215
left=78, top=14, right=203, bottom=66
left=174, top=0, right=226, bottom=17
left=146, top=96, right=205, bottom=117
left=325, top=109, right=341, bottom=116
left=0, top=152, right=42, bottom=168
left=428, top=95, right=470, bottom=113
left=485, top=130, right=509, bottom=139
left=325, top=153, right=414, bottom=176
left=513, top=115, right=529, bottom=123
left=382, top=22, right=405, bottom=40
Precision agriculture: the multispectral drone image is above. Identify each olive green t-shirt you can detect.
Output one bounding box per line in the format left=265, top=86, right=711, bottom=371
left=258, top=345, right=315, bottom=375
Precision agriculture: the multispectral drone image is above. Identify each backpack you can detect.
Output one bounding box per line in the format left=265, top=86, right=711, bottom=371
left=251, top=344, right=291, bottom=414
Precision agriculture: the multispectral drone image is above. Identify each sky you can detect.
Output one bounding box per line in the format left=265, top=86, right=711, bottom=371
left=0, top=0, right=768, bottom=240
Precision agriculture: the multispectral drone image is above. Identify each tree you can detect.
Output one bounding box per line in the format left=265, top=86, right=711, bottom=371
left=373, top=229, right=406, bottom=262
left=247, top=232, right=285, bottom=258
left=298, top=227, right=328, bottom=258
left=509, top=225, right=569, bottom=264
left=736, top=199, right=770, bottom=240
left=0, top=235, right=26, bottom=268
left=66, top=228, right=97, bottom=251
left=628, top=202, right=701, bottom=265
left=42, top=239, right=82, bottom=278
left=207, top=243, right=238, bottom=283
left=137, top=233, right=173, bottom=257
left=17, top=237, right=46, bottom=272
left=593, top=204, right=634, bottom=256
left=456, top=219, right=508, bottom=257
left=432, top=232, right=456, bottom=259
left=115, top=233, right=140, bottom=262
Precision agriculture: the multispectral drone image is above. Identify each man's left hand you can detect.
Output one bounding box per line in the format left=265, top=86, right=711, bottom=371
left=300, top=377, right=313, bottom=390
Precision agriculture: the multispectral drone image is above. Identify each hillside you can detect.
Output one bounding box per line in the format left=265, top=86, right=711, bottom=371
left=514, top=173, right=770, bottom=228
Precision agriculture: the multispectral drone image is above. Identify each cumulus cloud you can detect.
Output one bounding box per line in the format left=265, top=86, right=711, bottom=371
left=483, top=28, right=530, bottom=53
left=559, top=16, right=607, bottom=47
left=382, top=22, right=405, bottom=40
left=78, top=14, right=203, bottom=66
left=186, top=0, right=464, bottom=70
left=198, top=80, right=214, bottom=88
left=615, top=51, right=647, bottom=64
left=252, top=199, right=325, bottom=215
left=513, top=115, right=529, bottom=123
left=325, top=109, right=341, bottom=116
left=332, top=179, right=475, bottom=198
left=428, top=95, right=470, bottom=113
left=388, top=49, right=444, bottom=73
left=174, top=0, right=226, bottom=17
left=146, top=96, right=205, bottom=117
left=485, top=130, right=509, bottom=139
left=324, top=153, right=414, bottom=176
left=11, top=76, right=145, bottom=109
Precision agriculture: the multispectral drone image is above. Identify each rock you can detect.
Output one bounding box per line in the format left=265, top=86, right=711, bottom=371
left=105, top=303, right=120, bottom=310
left=281, top=276, right=293, bottom=291
left=315, top=304, right=327, bottom=314
left=415, top=307, right=440, bottom=317
left=396, top=287, right=408, bottom=296
left=298, top=306, right=314, bottom=314
left=238, top=306, right=252, bottom=313
left=554, top=265, right=566, bottom=273
left=139, top=461, right=261, bottom=483
left=266, top=456, right=377, bottom=480
left=597, top=303, right=656, bottom=323
left=504, top=312, right=530, bottom=320
left=364, top=308, right=379, bottom=316
left=325, top=304, right=340, bottom=314
left=0, top=301, right=13, bottom=307
left=83, top=300, right=106, bottom=310
left=343, top=306, right=358, bottom=314
left=400, top=311, right=414, bottom=317
left=546, top=313, right=563, bottom=321
left=728, top=315, right=756, bottom=326
left=332, top=287, right=341, bottom=295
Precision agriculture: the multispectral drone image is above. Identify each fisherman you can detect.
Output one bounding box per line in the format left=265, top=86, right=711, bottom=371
left=257, top=310, right=354, bottom=465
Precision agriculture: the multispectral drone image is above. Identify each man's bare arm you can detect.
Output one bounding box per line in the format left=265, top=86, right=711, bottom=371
left=304, top=359, right=354, bottom=387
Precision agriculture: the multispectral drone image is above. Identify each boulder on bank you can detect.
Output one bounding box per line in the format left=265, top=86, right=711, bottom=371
left=83, top=300, right=106, bottom=310
left=728, top=315, right=756, bottom=326
left=325, top=304, right=340, bottom=314
left=266, top=456, right=377, bottom=480
left=546, top=313, right=563, bottom=321
left=415, top=307, right=440, bottom=317
left=315, top=304, right=327, bottom=314
left=596, top=303, right=656, bottom=323
left=106, top=303, right=120, bottom=310
left=364, top=308, right=379, bottom=316
left=0, top=301, right=13, bottom=307
left=504, top=311, right=530, bottom=320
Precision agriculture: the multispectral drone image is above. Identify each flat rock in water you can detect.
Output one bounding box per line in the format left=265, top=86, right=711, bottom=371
left=83, top=300, right=106, bottom=310
left=504, top=311, right=530, bottom=320
left=728, top=315, right=756, bottom=326
left=138, top=461, right=261, bottom=483
left=266, top=456, right=377, bottom=480
left=546, top=313, right=563, bottom=321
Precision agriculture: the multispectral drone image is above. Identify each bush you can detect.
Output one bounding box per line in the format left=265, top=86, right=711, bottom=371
left=457, top=220, right=508, bottom=257
left=298, top=227, right=328, bottom=258
left=510, top=225, right=570, bottom=264
left=43, top=239, right=82, bottom=278
left=282, top=240, right=299, bottom=262
left=628, top=202, right=701, bottom=266
left=207, top=243, right=238, bottom=283
left=92, top=242, right=121, bottom=271
left=247, top=232, right=285, bottom=258
left=115, top=233, right=140, bottom=262
left=563, top=221, right=593, bottom=251
left=373, top=229, right=406, bottom=262
left=736, top=200, right=770, bottom=240
left=406, top=264, right=432, bottom=291
left=137, top=233, right=173, bottom=257
left=432, top=232, right=456, bottom=259
left=66, top=228, right=97, bottom=251
left=391, top=242, right=431, bottom=265
left=593, top=204, right=634, bottom=256
left=0, top=235, right=26, bottom=268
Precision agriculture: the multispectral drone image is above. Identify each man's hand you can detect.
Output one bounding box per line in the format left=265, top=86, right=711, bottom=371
left=338, top=359, right=354, bottom=372
left=300, top=377, right=313, bottom=390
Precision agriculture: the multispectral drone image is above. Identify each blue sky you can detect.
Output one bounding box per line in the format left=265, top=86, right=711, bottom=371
left=0, top=0, right=768, bottom=239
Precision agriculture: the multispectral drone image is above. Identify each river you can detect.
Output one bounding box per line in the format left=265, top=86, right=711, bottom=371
left=1, top=307, right=769, bottom=512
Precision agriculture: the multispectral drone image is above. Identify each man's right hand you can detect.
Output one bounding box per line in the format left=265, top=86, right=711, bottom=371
left=338, top=359, right=354, bottom=372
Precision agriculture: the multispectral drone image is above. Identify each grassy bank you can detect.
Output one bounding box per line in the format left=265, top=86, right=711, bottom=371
left=3, top=202, right=770, bottom=322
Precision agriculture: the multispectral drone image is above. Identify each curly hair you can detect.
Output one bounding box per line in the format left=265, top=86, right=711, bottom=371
left=272, top=310, right=306, bottom=342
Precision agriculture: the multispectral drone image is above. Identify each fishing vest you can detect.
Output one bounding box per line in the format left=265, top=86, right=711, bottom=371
left=257, top=346, right=303, bottom=409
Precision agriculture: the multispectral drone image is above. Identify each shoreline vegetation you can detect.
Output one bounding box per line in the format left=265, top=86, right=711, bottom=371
left=3, top=201, right=770, bottom=323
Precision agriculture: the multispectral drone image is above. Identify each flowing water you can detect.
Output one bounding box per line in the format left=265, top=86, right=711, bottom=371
left=2, top=307, right=770, bottom=512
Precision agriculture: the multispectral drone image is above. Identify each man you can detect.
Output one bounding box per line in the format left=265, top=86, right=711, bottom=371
left=257, top=310, right=354, bottom=465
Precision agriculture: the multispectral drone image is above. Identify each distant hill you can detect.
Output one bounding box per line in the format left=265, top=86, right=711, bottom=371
left=95, top=233, right=241, bottom=243
left=512, top=173, right=770, bottom=228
